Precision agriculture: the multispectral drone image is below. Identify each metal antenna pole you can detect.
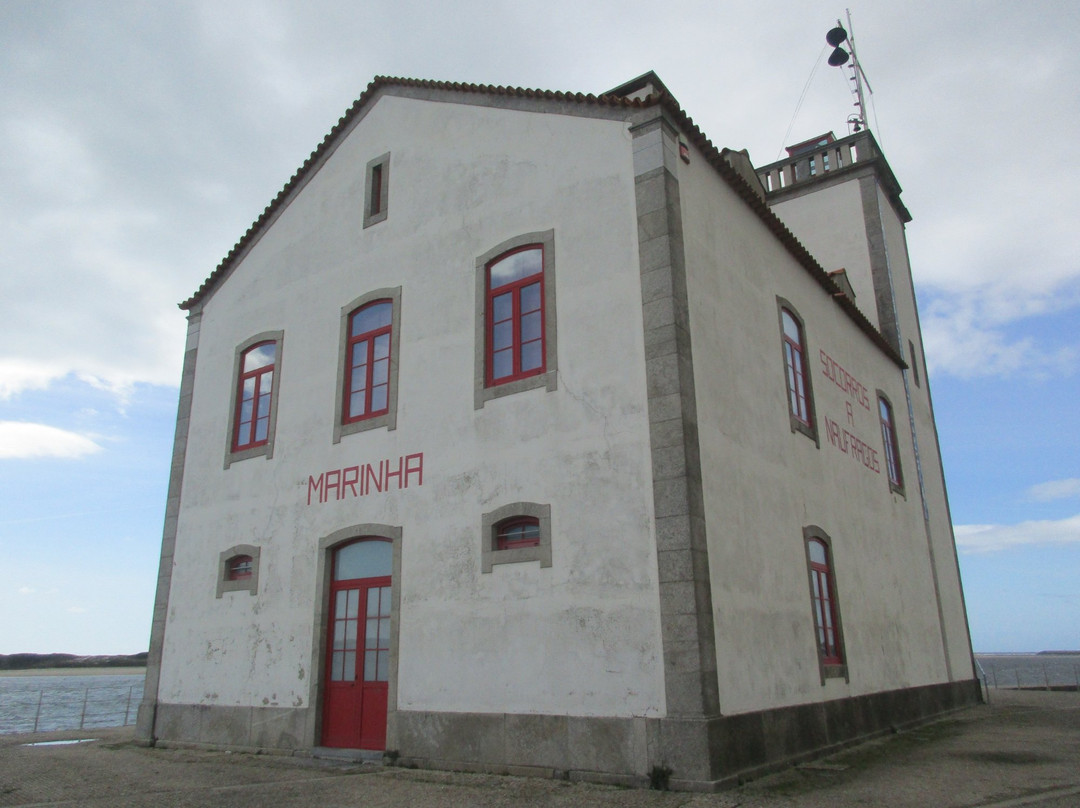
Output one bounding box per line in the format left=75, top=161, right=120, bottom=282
left=845, top=8, right=873, bottom=131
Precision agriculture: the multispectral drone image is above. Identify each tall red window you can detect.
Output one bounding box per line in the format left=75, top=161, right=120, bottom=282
left=496, top=517, right=541, bottom=550
left=879, top=395, right=903, bottom=489
left=345, top=300, right=393, bottom=422
left=808, top=538, right=842, bottom=666
left=486, top=246, right=545, bottom=386
left=233, top=342, right=276, bottom=451
left=781, top=308, right=810, bottom=427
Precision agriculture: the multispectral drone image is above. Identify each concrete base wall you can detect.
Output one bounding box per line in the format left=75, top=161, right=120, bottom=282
left=148, top=702, right=312, bottom=751
left=143, top=679, right=981, bottom=789
left=692, top=678, right=982, bottom=787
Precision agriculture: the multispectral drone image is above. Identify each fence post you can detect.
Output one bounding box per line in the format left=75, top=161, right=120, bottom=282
left=33, top=691, right=44, bottom=732
left=125, top=685, right=134, bottom=725
left=1043, top=664, right=1050, bottom=691
left=79, top=688, right=89, bottom=729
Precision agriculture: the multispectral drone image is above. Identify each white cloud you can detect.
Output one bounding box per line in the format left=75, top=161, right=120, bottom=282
left=920, top=297, right=1078, bottom=379
left=955, top=514, right=1080, bottom=553
left=1028, top=479, right=1080, bottom=503
left=0, top=359, right=64, bottom=400
left=0, top=1, right=1076, bottom=399
left=0, top=422, right=102, bottom=460
left=917, top=263, right=1080, bottom=380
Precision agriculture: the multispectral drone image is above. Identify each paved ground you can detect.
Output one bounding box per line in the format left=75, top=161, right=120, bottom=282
left=0, top=689, right=1077, bottom=807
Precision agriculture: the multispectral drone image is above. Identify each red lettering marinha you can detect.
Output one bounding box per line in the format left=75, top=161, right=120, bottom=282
left=307, top=452, right=424, bottom=505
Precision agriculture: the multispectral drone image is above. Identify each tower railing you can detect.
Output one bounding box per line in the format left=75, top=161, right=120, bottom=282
left=756, top=130, right=879, bottom=194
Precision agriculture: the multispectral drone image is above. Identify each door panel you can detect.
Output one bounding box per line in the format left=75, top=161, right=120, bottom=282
left=321, top=539, right=391, bottom=749
left=357, top=584, right=390, bottom=749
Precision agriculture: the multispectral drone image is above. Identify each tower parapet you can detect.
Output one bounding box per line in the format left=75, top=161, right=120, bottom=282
left=755, top=130, right=909, bottom=225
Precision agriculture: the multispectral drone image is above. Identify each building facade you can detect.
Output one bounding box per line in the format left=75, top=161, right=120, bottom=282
left=137, top=73, right=979, bottom=788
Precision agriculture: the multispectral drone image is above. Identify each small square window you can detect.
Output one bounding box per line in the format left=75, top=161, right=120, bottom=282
left=227, top=555, right=253, bottom=580
left=217, top=545, right=260, bottom=597
left=481, top=503, right=551, bottom=573
left=496, top=518, right=541, bottom=550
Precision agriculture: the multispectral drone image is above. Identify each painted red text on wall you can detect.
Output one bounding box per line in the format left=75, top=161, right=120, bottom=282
left=822, top=416, right=880, bottom=474
left=307, top=452, right=424, bottom=505
left=819, top=350, right=871, bottom=410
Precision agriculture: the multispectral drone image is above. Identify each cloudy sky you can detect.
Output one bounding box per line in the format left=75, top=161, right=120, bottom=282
left=1, top=1, right=1077, bottom=655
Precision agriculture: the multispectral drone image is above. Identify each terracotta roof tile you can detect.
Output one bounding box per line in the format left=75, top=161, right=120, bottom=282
left=180, top=76, right=657, bottom=310
left=179, top=73, right=904, bottom=367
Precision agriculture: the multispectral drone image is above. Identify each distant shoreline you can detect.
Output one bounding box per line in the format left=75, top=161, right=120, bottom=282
left=0, top=666, right=147, bottom=677
left=976, top=651, right=1080, bottom=657
left=0, top=653, right=148, bottom=672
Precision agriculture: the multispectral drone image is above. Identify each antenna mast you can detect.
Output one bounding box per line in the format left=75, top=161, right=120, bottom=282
left=826, top=9, right=873, bottom=134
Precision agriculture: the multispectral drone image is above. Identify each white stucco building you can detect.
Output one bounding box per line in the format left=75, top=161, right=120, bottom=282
left=137, top=73, right=979, bottom=788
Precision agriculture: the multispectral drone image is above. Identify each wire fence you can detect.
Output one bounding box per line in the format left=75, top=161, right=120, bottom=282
left=975, top=655, right=1080, bottom=692
left=0, top=676, right=144, bottom=734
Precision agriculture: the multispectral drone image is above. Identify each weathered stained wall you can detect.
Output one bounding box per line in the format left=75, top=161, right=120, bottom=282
left=765, top=179, right=878, bottom=325
left=143, top=81, right=979, bottom=786
left=767, top=168, right=974, bottom=684
left=677, top=137, right=961, bottom=715
left=153, top=94, right=666, bottom=744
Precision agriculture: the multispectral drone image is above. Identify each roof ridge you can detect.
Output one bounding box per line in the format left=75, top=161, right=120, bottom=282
left=180, top=76, right=660, bottom=309
left=177, top=74, right=903, bottom=367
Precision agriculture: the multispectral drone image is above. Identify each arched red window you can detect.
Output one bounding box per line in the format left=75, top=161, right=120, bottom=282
left=344, top=300, right=393, bottom=422
left=878, top=394, right=903, bottom=490
left=807, top=538, right=843, bottom=666
left=781, top=308, right=811, bottom=427
left=486, top=246, right=545, bottom=386
left=233, top=342, right=276, bottom=450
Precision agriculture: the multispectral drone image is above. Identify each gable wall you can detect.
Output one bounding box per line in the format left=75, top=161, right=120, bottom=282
left=157, top=95, right=667, bottom=723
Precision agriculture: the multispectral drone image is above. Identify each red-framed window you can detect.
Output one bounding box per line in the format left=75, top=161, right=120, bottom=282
left=781, top=308, right=811, bottom=427
left=226, top=555, right=253, bottom=581
left=344, top=300, right=393, bottom=423
left=807, top=538, right=843, bottom=666
left=486, top=246, right=545, bottom=386
left=233, top=341, right=277, bottom=451
left=496, top=517, right=541, bottom=550
left=879, top=395, right=903, bottom=489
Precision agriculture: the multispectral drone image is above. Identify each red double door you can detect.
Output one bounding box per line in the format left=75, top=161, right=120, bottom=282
left=321, top=539, right=392, bottom=750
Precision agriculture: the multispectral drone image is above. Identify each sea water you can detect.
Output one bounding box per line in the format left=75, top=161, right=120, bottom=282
left=975, top=653, right=1080, bottom=689
left=0, top=673, right=145, bottom=734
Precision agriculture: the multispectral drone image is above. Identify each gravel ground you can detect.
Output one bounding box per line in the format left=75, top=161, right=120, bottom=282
left=0, top=689, right=1076, bottom=808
